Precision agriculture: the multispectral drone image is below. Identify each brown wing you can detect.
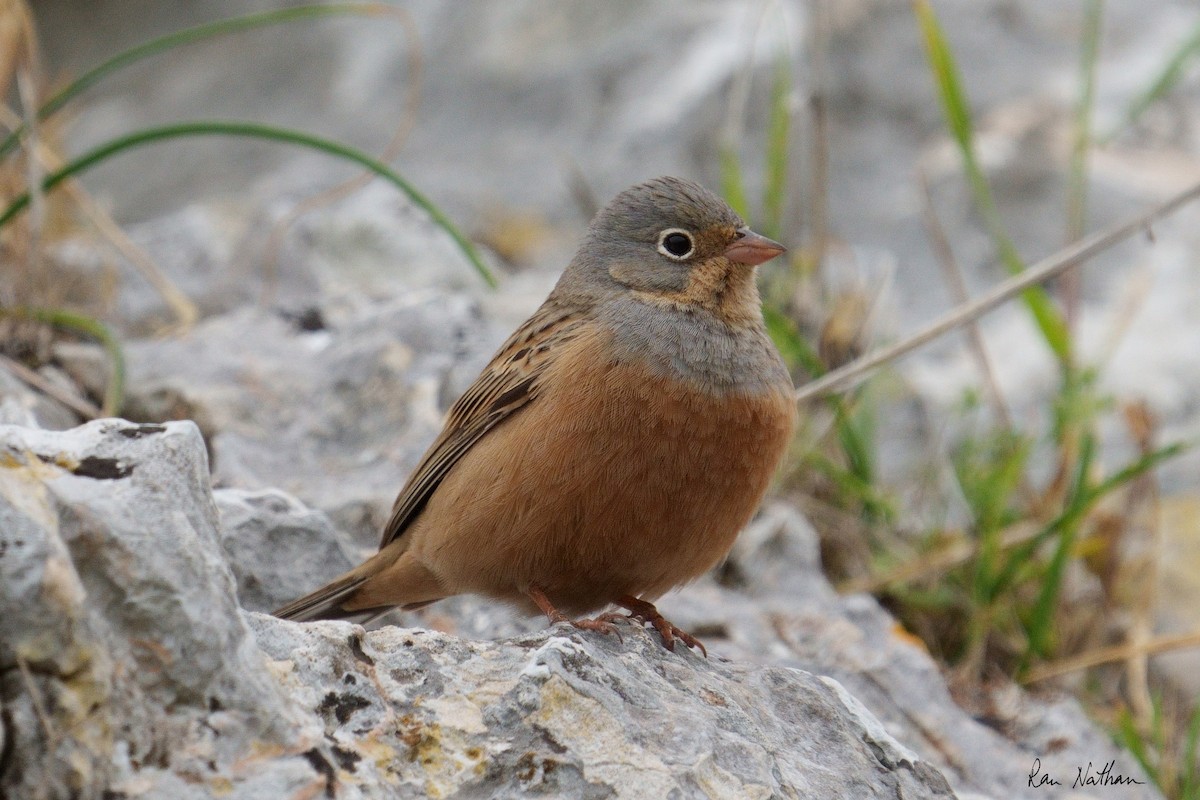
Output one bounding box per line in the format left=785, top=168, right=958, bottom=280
left=379, top=297, right=588, bottom=549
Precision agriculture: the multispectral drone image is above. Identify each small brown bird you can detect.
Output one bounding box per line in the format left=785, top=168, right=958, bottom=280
left=274, top=176, right=797, bottom=654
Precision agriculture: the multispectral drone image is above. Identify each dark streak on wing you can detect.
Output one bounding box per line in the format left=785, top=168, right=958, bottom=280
left=378, top=300, right=584, bottom=549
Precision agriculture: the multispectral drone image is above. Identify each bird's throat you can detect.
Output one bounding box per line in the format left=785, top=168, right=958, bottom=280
left=631, top=259, right=763, bottom=328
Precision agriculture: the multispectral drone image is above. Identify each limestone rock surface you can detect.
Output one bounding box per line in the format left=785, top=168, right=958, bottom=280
left=0, top=419, right=1159, bottom=799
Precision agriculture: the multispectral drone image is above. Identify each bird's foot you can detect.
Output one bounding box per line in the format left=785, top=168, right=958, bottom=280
left=528, top=586, right=622, bottom=640
left=567, top=616, right=624, bottom=640
left=616, top=595, right=707, bottom=657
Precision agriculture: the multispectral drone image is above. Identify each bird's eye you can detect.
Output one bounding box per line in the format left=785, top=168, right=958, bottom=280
left=657, top=229, right=695, bottom=260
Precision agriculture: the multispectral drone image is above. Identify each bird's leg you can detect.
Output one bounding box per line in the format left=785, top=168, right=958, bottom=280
left=616, top=595, right=707, bottom=657
left=527, top=585, right=622, bottom=639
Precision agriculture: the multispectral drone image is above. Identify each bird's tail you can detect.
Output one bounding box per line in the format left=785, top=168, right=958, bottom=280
left=274, top=549, right=442, bottom=624
left=273, top=572, right=377, bottom=623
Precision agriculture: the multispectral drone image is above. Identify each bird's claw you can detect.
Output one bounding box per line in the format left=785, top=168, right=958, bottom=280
left=531, top=587, right=624, bottom=642
left=568, top=616, right=624, bottom=642
left=616, top=597, right=708, bottom=657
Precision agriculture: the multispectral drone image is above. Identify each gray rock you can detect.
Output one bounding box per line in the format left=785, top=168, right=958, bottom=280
left=0, top=395, right=35, bottom=427
left=6, top=1, right=1190, bottom=793
left=251, top=615, right=957, bottom=800
left=1, top=419, right=1161, bottom=799
left=51, top=342, right=113, bottom=404
left=270, top=182, right=495, bottom=298
left=124, top=291, right=498, bottom=545
left=654, top=504, right=1161, bottom=800
left=214, top=487, right=360, bottom=613
left=0, top=362, right=81, bottom=430
left=0, top=419, right=313, bottom=800
left=49, top=204, right=259, bottom=337
left=0, top=417, right=965, bottom=799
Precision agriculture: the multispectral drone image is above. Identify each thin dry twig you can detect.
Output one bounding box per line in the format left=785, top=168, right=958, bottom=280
left=0, top=0, right=32, bottom=98
left=794, top=179, right=1200, bottom=403
left=1096, top=259, right=1153, bottom=368
left=64, top=181, right=199, bottom=333
left=1, top=103, right=201, bottom=331
left=0, top=351, right=102, bottom=419
left=837, top=521, right=1038, bottom=595
left=919, top=169, right=1038, bottom=509
left=17, top=68, right=42, bottom=266
left=805, top=0, right=830, bottom=275
left=6, top=1, right=43, bottom=299
left=1024, top=628, right=1200, bottom=684
left=918, top=169, right=1015, bottom=429
left=562, top=156, right=599, bottom=221
left=1119, top=403, right=1163, bottom=725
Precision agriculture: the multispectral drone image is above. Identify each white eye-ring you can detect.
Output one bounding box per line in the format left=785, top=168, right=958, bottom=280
left=657, top=228, right=695, bottom=260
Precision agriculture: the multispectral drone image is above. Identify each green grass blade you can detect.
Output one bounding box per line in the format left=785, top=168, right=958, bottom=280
left=1086, top=440, right=1187, bottom=501
left=1023, top=433, right=1096, bottom=662
left=912, top=0, right=1072, bottom=365
left=1066, top=0, right=1103, bottom=244
left=1104, top=19, right=1200, bottom=143
left=3, top=307, right=125, bottom=415
left=834, top=400, right=874, bottom=488
left=762, top=57, right=792, bottom=241
left=1183, top=704, right=1200, bottom=796
left=720, top=145, right=751, bottom=221
left=912, top=0, right=972, bottom=146
left=762, top=304, right=824, bottom=377
left=0, top=121, right=495, bottom=287
left=1009, top=438, right=1184, bottom=672
left=993, top=439, right=1183, bottom=607
left=806, top=449, right=893, bottom=522
left=0, top=3, right=393, bottom=159
left=952, top=431, right=1030, bottom=600
left=1114, top=709, right=1161, bottom=792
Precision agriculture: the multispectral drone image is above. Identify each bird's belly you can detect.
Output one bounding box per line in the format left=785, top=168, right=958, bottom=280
left=408, top=347, right=796, bottom=615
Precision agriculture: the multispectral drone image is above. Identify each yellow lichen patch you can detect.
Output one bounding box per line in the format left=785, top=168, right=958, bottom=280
left=465, top=675, right=518, bottom=712
left=235, top=740, right=289, bottom=767
left=385, top=712, right=490, bottom=799
left=353, top=735, right=400, bottom=779
left=58, top=654, right=113, bottom=720
left=49, top=452, right=81, bottom=471
left=531, top=675, right=675, bottom=795
left=41, top=553, right=86, bottom=614
left=207, top=775, right=234, bottom=796
left=0, top=451, right=60, bottom=529
left=13, top=643, right=116, bottom=795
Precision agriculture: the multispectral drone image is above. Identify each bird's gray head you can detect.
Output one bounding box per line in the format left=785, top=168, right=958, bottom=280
left=561, top=176, right=785, bottom=299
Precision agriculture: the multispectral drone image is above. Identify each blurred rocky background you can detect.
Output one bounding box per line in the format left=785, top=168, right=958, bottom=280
left=3, top=0, right=1200, bottom=797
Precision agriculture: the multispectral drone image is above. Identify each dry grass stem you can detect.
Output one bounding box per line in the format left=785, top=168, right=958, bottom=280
left=0, top=104, right=198, bottom=330
left=795, top=178, right=1200, bottom=403
left=1025, top=628, right=1200, bottom=684
left=805, top=0, right=830, bottom=275
left=0, top=351, right=101, bottom=418
left=837, top=521, right=1038, bottom=595
left=1119, top=403, right=1164, bottom=725
left=918, top=169, right=1016, bottom=430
